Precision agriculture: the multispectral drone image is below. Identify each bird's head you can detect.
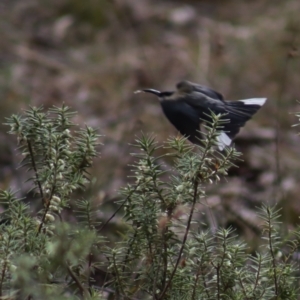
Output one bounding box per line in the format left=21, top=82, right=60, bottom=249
left=134, top=80, right=195, bottom=101
left=176, top=80, right=194, bottom=93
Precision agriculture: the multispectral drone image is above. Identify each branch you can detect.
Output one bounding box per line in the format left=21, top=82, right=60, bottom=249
left=99, top=183, right=140, bottom=232
left=66, top=264, right=89, bottom=298
left=158, top=178, right=199, bottom=299
left=27, top=140, right=44, bottom=203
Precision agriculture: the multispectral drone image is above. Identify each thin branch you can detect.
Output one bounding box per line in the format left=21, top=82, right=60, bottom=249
left=254, top=254, right=262, bottom=292
left=66, top=264, right=89, bottom=298
left=238, top=276, right=249, bottom=300
left=99, top=183, right=140, bottom=232
left=27, top=140, right=44, bottom=203
left=112, top=253, right=127, bottom=298
left=201, top=267, right=210, bottom=299
left=216, top=264, right=221, bottom=300
left=36, top=182, right=56, bottom=235
left=268, top=217, right=278, bottom=295
left=191, top=267, right=201, bottom=300
left=121, top=229, right=138, bottom=273
left=158, top=178, right=200, bottom=299
left=0, top=260, right=7, bottom=297
left=152, top=225, right=168, bottom=299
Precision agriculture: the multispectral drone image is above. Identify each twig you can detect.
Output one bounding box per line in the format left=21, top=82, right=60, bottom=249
left=268, top=216, right=278, bottom=295
left=99, top=183, right=140, bottom=232
left=66, top=264, right=89, bottom=298
left=28, top=139, right=57, bottom=236
left=158, top=178, right=200, bottom=299
left=0, top=260, right=7, bottom=297
left=27, top=140, right=44, bottom=203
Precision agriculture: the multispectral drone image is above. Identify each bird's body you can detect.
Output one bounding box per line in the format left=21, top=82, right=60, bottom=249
left=136, top=80, right=267, bottom=150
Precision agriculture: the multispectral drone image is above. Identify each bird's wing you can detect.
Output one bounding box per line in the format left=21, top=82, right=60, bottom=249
left=183, top=95, right=266, bottom=130
left=191, top=84, right=224, bottom=101
left=176, top=81, right=224, bottom=101
left=182, top=95, right=231, bottom=149
left=183, top=95, right=266, bottom=149
left=222, top=98, right=266, bottom=137
left=183, top=93, right=226, bottom=120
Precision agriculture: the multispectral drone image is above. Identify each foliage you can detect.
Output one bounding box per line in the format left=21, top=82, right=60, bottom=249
left=0, top=105, right=299, bottom=299
left=1, top=105, right=102, bottom=299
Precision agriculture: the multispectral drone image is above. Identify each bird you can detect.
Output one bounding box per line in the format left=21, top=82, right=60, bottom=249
left=135, top=80, right=267, bottom=150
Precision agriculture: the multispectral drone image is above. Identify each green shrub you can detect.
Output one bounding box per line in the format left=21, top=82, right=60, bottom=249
left=0, top=105, right=299, bottom=299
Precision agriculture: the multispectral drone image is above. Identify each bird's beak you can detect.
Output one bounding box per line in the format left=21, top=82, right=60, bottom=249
left=134, top=89, right=162, bottom=96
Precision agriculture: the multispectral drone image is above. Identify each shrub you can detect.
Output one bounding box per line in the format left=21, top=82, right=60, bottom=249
left=0, top=105, right=299, bottom=299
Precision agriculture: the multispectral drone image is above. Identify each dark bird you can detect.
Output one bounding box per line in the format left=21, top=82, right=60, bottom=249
left=135, top=80, right=266, bottom=150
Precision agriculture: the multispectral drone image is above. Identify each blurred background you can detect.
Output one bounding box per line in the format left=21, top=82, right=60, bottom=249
left=0, top=0, right=300, bottom=244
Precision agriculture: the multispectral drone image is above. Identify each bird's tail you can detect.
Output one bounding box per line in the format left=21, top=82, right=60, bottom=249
left=226, top=98, right=266, bottom=120
left=216, top=98, right=267, bottom=149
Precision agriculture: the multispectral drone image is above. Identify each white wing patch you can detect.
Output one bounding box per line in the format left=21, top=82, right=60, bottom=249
left=239, top=98, right=267, bottom=106
left=216, top=132, right=232, bottom=150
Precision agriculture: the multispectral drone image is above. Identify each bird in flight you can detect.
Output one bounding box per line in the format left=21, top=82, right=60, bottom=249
left=135, top=80, right=266, bottom=150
